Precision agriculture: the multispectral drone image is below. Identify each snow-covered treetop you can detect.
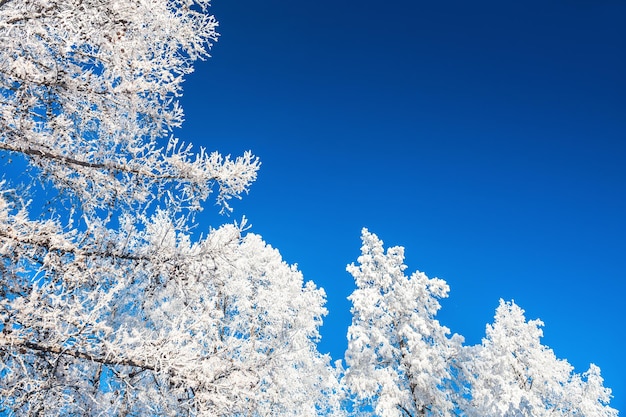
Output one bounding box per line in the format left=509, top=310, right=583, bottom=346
left=344, top=228, right=463, bottom=417
left=462, top=299, right=618, bottom=417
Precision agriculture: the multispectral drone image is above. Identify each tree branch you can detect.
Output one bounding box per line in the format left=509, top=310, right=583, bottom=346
left=0, top=334, right=156, bottom=371
left=0, top=141, right=211, bottom=182
left=0, top=228, right=150, bottom=263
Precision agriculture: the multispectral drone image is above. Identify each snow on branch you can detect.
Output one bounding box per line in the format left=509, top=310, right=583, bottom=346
left=0, top=0, right=258, bottom=218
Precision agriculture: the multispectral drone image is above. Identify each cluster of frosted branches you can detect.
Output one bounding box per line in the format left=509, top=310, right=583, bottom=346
left=0, top=0, right=259, bottom=216
left=0, top=197, right=342, bottom=414
left=0, top=1, right=342, bottom=415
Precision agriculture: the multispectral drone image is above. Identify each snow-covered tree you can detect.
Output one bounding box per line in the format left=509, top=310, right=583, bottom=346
left=343, top=228, right=464, bottom=417
left=342, top=231, right=617, bottom=417
left=0, top=207, right=342, bottom=415
left=460, top=299, right=618, bottom=417
left=0, top=0, right=342, bottom=415
left=0, top=0, right=617, bottom=415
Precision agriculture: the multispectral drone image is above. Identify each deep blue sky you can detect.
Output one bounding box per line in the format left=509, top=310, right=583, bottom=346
left=181, top=0, right=625, bottom=410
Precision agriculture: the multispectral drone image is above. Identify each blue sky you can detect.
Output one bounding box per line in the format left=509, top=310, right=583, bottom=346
left=182, top=0, right=625, bottom=410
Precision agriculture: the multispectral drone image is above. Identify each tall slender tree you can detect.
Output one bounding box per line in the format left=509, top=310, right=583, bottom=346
left=343, top=229, right=463, bottom=417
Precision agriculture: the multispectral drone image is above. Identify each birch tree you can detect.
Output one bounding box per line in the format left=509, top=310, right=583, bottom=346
left=0, top=0, right=342, bottom=415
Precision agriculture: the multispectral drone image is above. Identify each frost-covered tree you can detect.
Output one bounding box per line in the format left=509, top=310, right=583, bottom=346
left=343, top=230, right=617, bottom=417
left=1, top=0, right=617, bottom=415
left=0, top=0, right=342, bottom=415
left=0, top=209, right=342, bottom=415
left=343, top=229, right=464, bottom=417
left=460, top=299, right=618, bottom=417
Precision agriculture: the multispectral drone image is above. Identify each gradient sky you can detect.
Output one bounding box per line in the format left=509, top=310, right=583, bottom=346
left=180, top=0, right=625, bottom=410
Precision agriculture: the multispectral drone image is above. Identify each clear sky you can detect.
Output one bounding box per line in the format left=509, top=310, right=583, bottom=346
left=181, top=0, right=626, bottom=411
